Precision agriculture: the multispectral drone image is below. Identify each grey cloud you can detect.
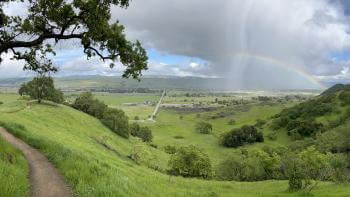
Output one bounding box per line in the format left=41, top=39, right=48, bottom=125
left=112, top=0, right=350, bottom=87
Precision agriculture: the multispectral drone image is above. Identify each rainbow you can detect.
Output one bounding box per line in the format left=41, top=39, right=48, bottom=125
left=232, top=53, right=326, bottom=89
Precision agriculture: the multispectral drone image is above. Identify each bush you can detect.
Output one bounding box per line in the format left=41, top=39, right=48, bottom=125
left=267, top=131, right=277, bottom=141
left=0, top=101, right=3, bottom=105
left=195, top=122, right=212, bottom=134
left=130, top=142, right=160, bottom=170
left=129, top=122, right=153, bottom=142
left=137, top=127, right=153, bottom=142
left=164, top=145, right=177, bottom=154
left=173, top=135, right=184, bottom=139
left=216, top=150, right=281, bottom=181
left=168, top=145, right=212, bottom=179
left=129, top=122, right=140, bottom=135
left=101, top=108, right=129, bottom=138
left=220, top=125, right=264, bottom=148
left=72, top=92, right=107, bottom=119
left=255, top=119, right=266, bottom=128
left=228, top=119, right=236, bottom=125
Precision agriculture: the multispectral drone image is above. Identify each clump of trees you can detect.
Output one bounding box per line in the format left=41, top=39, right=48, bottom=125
left=286, top=120, right=324, bottom=139
left=339, top=91, right=350, bottom=106
left=216, top=146, right=350, bottom=191
left=220, top=125, right=264, bottom=148
left=72, top=92, right=107, bottom=119
left=130, top=122, right=153, bottom=142
left=19, top=76, right=64, bottom=103
left=195, top=122, right=212, bottom=134
left=73, top=92, right=129, bottom=138
left=168, top=145, right=212, bottom=179
left=271, top=93, right=337, bottom=139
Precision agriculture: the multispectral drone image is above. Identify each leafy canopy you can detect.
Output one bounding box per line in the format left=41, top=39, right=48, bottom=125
left=0, top=0, right=148, bottom=78
left=19, top=76, right=63, bottom=103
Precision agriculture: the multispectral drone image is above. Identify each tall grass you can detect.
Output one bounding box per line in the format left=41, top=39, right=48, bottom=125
left=0, top=101, right=349, bottom=196
left=0, top=133, right=29, bottom=197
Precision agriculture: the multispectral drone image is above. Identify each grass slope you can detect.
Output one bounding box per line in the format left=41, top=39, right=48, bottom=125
left=0, top=133, right=29, bottom=197
left=0, top=99, right=349, bottom=196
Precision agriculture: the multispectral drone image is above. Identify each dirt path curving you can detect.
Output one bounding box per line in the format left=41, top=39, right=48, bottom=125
left=0, top=127, right=73, bottom=197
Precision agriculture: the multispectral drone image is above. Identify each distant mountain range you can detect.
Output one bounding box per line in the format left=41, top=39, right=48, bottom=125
left=0, top=75, right=327, bottom=91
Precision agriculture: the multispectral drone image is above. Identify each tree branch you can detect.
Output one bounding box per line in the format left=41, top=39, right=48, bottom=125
left=0, top=32, right=85, bottom=53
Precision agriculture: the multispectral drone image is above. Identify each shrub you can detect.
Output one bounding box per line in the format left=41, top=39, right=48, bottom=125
left=150, top=143, right=158, bottom=149
left=168, top=145, right=212, bottom=179
left=101, top=108, right=129, bottom=138
left=228, top=119, right=236, bottom=125
left=129, top=122, right=153, bottom=142
left=164, top=145, right=177, bottom=154
left=134, top=116, right=139, bottom=120
left=130, top=122, right=141, bottom=136
left=267, top=131, right=277, bottom=141
left=173, top=135, right=184, bottom=139
left=179, top=115, right=183, bottom=120
left=216, top=150, right=281, bottom=181
left=255, top=119, right=266, bottom=128
left=0, top=101, right=3, bottom=105
left=195, top=122, right=212, bottom=134
left=72, top=92, right=107, bottom=119
left=130, top=142, right=160, bottom=170
left=137, top=127, right=153, bottom=142
left=220, top=125, right=264, bottom=147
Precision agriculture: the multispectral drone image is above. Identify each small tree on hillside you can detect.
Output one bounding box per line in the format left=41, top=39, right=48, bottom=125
left=129, top=122, right=153, bottom=142
left=102, top=108, right=129, bottom=138
left=19, top=75, right=63, bottom=103
left=168, top=145, right=212, bottom=179
left=195, top=122, right=213, bottom=134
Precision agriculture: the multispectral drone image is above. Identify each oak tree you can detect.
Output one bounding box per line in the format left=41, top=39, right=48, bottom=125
left=0, top=0, right=148, bottom=78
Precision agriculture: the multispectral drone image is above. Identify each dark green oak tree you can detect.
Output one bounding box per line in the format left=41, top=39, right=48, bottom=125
left=0, top=0, right=148, bottom=78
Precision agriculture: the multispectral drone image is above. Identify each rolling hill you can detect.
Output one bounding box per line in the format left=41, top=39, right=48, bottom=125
left=0, top=97, right=349, bottom=196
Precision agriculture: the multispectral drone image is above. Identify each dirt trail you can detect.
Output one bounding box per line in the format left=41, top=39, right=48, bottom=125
left=0, top=127, right=73, bottom=197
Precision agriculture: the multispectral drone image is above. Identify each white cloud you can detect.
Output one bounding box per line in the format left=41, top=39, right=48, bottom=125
left=0, top=53, right=31, bottom=78
left=189, top=62, right=199, bottom=68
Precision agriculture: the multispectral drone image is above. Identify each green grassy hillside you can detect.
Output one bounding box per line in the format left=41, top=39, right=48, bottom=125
left=0, top=96, right=349, bottom=196
left=0, top=133, right=29, bottom=197
left=271, top=85, right=350, bottom=140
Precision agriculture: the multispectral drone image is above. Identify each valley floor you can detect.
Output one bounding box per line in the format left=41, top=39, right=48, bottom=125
left=0, top=93, right=349, bottom=196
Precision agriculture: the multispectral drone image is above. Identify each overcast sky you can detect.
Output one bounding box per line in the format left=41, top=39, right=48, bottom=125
left=2, top=0, right=350, bottom=89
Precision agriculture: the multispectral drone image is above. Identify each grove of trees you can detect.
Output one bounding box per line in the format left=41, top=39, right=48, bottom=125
left=73, top=92, right=129, bottom=138
left=216, top=146, right=349, bottom=190
left=220, top=125, right=264, bottom=148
